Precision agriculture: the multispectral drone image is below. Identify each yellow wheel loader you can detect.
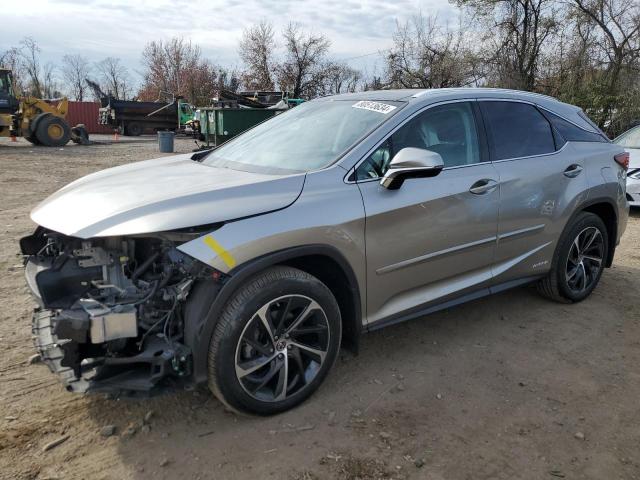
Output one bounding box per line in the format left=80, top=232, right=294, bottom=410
left=0, top=68, right=88, bottom=146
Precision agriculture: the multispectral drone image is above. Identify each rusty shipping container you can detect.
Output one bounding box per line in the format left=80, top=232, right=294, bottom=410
left=65, top=101, right=112, bottom=134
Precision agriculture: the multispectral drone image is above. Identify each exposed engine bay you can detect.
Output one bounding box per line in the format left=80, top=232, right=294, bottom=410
left=21, top=227, right=216, bottom=395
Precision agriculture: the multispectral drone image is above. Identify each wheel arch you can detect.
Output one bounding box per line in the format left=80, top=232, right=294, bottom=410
left=185, top=244, right=362, bottom=384
left=577, top=197, right=618, bottom=267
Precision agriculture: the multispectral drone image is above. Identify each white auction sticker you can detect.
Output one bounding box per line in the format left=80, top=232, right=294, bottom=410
left=352, top=100, right=397, bottom=114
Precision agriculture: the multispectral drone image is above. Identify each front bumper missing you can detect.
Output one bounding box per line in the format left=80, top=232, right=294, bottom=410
left=33, top=308, right=89, bottom=392
left=32, top=308, right=192, bottom=395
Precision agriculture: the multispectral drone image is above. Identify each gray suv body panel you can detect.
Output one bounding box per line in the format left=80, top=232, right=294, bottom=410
left=177, top=89, right=628, bottom=328
left=23, top=88, right=629, bottom=401
left=30, top=88, right=629, bottom=332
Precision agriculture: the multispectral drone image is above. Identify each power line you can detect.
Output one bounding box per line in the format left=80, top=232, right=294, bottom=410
left=340, top=49, right=391, bottom=62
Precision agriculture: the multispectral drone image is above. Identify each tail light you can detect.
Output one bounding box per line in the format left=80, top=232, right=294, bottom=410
left=614, top=152, right=629, bottom=171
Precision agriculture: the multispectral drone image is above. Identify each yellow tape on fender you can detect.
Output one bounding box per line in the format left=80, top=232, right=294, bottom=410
left=203, top=235, right=236, bottom=269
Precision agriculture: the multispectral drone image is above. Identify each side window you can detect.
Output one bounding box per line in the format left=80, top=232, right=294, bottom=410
left=544, top=110, right=608, bottom=143
left=480, top=101, right=555, bottom=160
left=356, top=102, right=481, bottom=180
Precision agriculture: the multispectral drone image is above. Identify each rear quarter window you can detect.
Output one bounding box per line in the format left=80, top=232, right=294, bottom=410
left=543, top=110, right=609, bottom=143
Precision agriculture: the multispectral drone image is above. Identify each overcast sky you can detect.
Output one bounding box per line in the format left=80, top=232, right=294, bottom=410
left=2, top=0, right=458, bottom=87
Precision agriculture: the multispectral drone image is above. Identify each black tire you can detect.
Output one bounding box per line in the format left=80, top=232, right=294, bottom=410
left=25, top=112, right=50, bottom=145
left=24, top=134, right=41, bottom=145
left=126, top=122, right=142, bottom=136
left=35, top=115, right=71, bottom=147
left=537, top=212, right=608, bottom=303
left=208, top=266, right=342, bottom=415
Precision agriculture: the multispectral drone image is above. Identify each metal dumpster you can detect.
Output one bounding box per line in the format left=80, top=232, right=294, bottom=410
left=200, top=108, right=285, bottom=146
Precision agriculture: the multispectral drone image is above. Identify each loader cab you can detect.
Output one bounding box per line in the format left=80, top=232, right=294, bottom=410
left=0, top=69, right=19, bottom=114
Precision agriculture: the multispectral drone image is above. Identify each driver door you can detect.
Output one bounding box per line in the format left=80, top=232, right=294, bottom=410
left=355, top=101, right=500, bottom=326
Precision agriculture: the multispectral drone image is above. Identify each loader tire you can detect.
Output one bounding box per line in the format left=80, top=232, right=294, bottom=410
left=24, top=134, right=41, bottom=145
left=25, top=112, right=51, bottom=145
left=36, top=116, right=71, bottom=147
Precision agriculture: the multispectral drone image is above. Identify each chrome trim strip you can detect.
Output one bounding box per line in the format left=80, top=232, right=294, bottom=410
left=376, top=235, right=497, bottom=275
left=497, top=224, right=546, bottom=241
left=490, top=142, right=569, bottom=164
left=376, top=223, right=547, bottom=275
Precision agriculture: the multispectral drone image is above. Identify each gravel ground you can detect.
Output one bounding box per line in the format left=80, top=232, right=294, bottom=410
left=0, top=135, right=639, bottom=480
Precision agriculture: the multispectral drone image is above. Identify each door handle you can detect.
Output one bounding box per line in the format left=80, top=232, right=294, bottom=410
left=469, top=179, right=498, bottom=195
left=564, top=164, right=583, bottom=178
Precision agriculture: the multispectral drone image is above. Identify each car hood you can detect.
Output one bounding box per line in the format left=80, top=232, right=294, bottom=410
left=31, top=154, right=306, bottom=238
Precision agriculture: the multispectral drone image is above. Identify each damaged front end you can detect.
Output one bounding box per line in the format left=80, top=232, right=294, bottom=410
left=21, top=227, right=215, bottom=395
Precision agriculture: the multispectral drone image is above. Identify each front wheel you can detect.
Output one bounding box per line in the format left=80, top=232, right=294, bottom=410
left=208, top=266, right=342, bottom=415
left=36, top=115, right=71, bottom=147
left=537, top=212, right=608, bottom=303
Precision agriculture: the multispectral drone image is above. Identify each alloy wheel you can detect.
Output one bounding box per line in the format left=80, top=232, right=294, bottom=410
left=234, top=295, right=330, bottom=402
left=565, top=226, right=604, bottom=294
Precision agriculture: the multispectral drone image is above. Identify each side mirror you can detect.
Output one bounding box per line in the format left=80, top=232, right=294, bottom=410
left=380, top=147, right=444, bottom=190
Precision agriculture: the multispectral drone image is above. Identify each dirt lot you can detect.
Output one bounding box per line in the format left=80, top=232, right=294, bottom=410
left=0, top=135, right=639, bottom=480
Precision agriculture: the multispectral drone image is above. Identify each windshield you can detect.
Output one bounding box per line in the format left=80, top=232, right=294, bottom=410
left=203, top=99, right=403, bottom=173
left=0, top=72, right=11, bottom=93
left=615, top=125, right=640, bottom=149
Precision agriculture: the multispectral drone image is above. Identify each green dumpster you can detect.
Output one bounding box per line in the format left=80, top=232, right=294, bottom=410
left=201, top=108, right=285, bottom=146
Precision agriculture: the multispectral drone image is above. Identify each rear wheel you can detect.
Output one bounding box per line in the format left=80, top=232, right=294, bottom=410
left=35, top=115, right=71, bottom=147
left=125, top=122, right=142, bottom=136
left=537, top=212, right=608, bottom=303
left=208, top=266, right=341, bottom=415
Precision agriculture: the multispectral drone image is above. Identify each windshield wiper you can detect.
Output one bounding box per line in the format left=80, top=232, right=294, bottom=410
left=190, top=148, right=214, bottom=162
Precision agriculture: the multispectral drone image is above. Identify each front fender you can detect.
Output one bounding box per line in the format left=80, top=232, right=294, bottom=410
left=178, top=168, right=367, bottom=383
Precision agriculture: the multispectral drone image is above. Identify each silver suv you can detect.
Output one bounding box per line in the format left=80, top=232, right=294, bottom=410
left=22, top=88, right=629, bottom=414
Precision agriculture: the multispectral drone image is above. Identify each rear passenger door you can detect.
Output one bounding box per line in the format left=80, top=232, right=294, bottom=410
left=479, top=100, right=589, bottom=286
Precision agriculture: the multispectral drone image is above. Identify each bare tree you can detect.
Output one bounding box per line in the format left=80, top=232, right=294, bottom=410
left=181, top=59, right=219, bottom=105
left=19, top=37, right=43, bottom=97
left=363, top=75, right=385, bottom=91
left=62, top=54, right=91, bottom=101
left=96, top=57, right=131, bottom=99
left=571, top=0, right=640, bottom=80
left=319, top=62, right=362, bottom=95
left=239, top=21, right=276, bottom=90
left=41, top=62, right=60, bottom=98
left=276, top=23, right=331, bottom=98
left=455, top=0, right=558, bottom=90
left=139, top=37, right=220, bottom=105
left=568, top=0, right=640, bottom=129
left=385, top=14, right=482, bottom=89
left=141, top=38, right=199, bottom=95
